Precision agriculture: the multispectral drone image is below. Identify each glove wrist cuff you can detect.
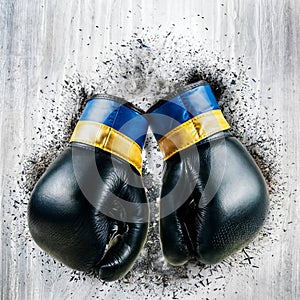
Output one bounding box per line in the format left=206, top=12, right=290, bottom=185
left=70, top=96, right=148, bottom=174
left=147, top=82, right=230, bottom=160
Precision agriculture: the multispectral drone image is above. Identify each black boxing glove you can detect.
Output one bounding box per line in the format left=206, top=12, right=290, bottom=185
left=28, top=95, right=149, bottom=281
left=147, top=81, right=269, bottom=265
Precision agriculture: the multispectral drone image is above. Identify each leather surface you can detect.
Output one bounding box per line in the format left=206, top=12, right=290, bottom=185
left=80, top=98, right=148, bottom=148
left=28, top=145, right=149, bottom=281
left=28, top=96, right=149, bottom=281
left=147, top=83, right=221, bottom=140
left=159, top=132, right=269, bottom=265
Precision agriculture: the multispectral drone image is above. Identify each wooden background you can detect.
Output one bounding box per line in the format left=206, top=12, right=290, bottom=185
left=1, top=0, right=299, bottom=299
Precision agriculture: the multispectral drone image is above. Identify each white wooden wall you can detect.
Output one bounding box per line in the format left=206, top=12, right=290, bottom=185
left=1, top=0, right=299, bottom=299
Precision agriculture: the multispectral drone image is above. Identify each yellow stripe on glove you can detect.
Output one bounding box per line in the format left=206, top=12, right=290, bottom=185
left=70, top=120, right=143, bottom=174
left=158, top=110, right=230, bottom=160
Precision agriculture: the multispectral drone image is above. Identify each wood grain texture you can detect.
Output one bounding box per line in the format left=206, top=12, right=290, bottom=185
left=1, top=0, right=299, bottom=299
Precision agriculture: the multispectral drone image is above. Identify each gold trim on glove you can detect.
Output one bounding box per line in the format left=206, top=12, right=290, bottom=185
left=158, top=110, right=230, bottom=160
left=70, top=120, right=143, bottom=174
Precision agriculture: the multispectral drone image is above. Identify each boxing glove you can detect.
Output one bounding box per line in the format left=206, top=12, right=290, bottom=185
left=147, top=81, right=269, bottom=265
left=28, top=95, right=149, bottom=281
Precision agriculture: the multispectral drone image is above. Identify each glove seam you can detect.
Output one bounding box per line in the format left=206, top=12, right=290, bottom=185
left=163, top=127, right=229, bottom=161
left=157, top=110, right=230, bottom=160
left=70, top=121, right=143, bottom=174
left=71, top=137, right=142, bottom=173
left=159, top=109, right=223, bottom=144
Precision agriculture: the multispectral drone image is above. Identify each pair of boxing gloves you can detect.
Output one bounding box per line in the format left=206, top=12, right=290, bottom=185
left=28, top=81, right=269, bottom=281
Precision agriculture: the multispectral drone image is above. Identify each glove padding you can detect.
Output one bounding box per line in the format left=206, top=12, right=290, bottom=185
left=147, top=82, right=269, bottom=265
left=28, top=96, right=149, bottom=281
left=159, top=132, right=269, bottom=265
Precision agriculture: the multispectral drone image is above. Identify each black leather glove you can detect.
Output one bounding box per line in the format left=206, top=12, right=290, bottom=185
left=28, top=95, right=149, bottom=281
left=147, top=81, right=269, bottom=265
